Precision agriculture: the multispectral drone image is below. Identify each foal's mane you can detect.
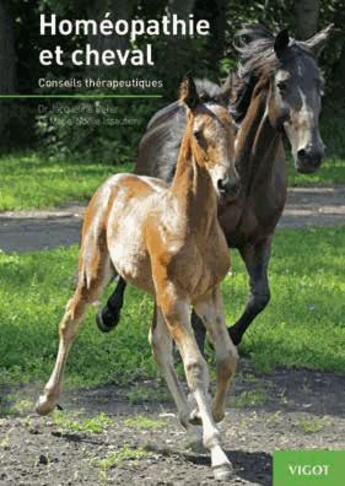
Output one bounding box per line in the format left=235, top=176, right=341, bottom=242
left=230, top=24, right=316, bottom=123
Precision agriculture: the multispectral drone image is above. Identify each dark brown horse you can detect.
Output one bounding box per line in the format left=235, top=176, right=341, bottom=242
left=96, top=25, right=332, bottom=347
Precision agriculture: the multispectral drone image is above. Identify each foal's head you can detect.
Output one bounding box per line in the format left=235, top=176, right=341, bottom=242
left=233, top=25, right=333, bottom=173
left=179, top=75, right=239, bottom=198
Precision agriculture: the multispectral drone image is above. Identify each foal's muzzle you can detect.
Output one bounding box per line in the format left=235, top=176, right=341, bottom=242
left=217, top=176, right=241, bottom=199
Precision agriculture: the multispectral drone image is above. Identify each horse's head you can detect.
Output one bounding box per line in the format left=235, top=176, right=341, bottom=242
left=179, top=74, right=240, bottom=199
left=269, top=26, right=333, bottom=173
left=232, top=24, right=333, bottom=174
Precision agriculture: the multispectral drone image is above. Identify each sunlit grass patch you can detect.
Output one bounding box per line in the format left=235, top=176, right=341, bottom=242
left=52, top=411, right=113, bottom=434
left=0, top=226, right=344, bottom=388
left=0, top=152, right=133, bottom=211
left=123, top=415, right=166, bottom=430
left=97, top=445, right=151, bottom=470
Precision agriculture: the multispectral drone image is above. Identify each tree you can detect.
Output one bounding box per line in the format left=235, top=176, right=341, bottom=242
left=0, top=0, right=16, bottom=137
left=294, top=0, right=320, bottom=39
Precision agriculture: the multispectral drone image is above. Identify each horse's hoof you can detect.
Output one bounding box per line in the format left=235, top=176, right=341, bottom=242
left=213, top=463, right=233, bottom=481
left=228, top=326, right=241, bottom=346
left=35, top=395, right=56, bottom=416
left=212, top=408, right=225, bottom=423
left=96, top=307, right=119, bottom=333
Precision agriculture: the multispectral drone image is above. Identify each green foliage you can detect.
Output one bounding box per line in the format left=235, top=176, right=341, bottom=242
left=35, top=98, right=160, bottom=165
left=4, top=1, right=344, bottom=158
left=0, top=227, right=344, bottom=388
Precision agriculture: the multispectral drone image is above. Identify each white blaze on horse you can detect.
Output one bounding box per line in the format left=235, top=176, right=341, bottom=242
left=35, top=75, right=240, bottom=481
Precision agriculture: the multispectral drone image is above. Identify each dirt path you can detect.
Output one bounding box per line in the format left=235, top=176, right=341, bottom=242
left=0, top=186, right=344, bottom=252
left=1, top=363, right=344, bottom=485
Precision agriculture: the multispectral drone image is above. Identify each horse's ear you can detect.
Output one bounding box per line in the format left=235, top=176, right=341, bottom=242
left=179, top=74, right=200, bottom=110
left=303, top=24, right=334, bottom=57
left=274, top=29, right=290, bottom=58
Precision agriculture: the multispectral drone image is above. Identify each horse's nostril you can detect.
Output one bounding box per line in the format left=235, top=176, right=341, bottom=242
left=217, top=179, right=227, bottom=191
left=297, top=148, right=307, bottom=159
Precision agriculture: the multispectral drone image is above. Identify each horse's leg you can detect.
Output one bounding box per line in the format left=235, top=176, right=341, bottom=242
left=228, top=238, right=272, bottom=345
left=149, top=304, right=194, bottom=429
left=194, top=287, right=238, bottom=423
left=96, top=277, right=127, bottom=332
left=158, top=291, right=232, bottom=480
left=191, top=310, right=206, bottom=355
left=36, top=240, right=112, bottom=415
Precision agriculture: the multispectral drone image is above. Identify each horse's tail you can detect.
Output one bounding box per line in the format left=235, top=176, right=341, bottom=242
left=96, top=277, right=127, bottom=332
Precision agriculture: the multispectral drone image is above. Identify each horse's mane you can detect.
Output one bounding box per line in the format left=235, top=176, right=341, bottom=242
left=230, top=24, right=315, bottom=123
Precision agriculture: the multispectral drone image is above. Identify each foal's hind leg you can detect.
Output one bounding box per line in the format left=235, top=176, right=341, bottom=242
left=36, top=241, right=112, bottom=415
left=194, top=286, right=238, bottom=423
left=149, top=304, right=195, bottom=429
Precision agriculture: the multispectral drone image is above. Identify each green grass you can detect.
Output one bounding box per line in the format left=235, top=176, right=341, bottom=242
left=0, top=115, right=344, bottom=212
left=52, top=411, right=113, bottom=434
left=296, top=416, right=332, bottom=434
left=123, top=415, right=166, bottom=430
left=97, top=445, right=151, bottom=470
left=0, top=227, right=344, bottom=388
left=0, top=152, right=133, bottom=211
left=288, top=157, right=345, bottom=186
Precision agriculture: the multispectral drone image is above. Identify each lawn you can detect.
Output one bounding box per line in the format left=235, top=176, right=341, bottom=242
left=0, top=152, right=133, bottom=211
left=0, top=113, right=344, bottom=211
left=0, top=226, right=344, bottom=388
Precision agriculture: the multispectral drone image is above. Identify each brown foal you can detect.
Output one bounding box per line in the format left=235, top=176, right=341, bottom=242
left=35, top=76, right=239, bottom=480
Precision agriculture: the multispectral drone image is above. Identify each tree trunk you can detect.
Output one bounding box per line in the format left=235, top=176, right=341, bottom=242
left=0, top=0, right=16, bottom=136
left=87, top=0, right=136, bottom=52
left=168, top=0, right=195, bottom=20
left=294, top=0, right=320, bottom=39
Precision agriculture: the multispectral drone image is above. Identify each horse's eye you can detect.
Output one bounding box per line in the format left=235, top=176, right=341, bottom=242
left=277, top=80, right=288, bottom=92
left=193, top=130, right=203, bottom=142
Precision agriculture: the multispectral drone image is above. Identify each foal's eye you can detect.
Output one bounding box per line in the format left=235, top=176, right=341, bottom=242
left=193, top=130, right=203, bottom=143
left=277, top=80, right=288, bottom=93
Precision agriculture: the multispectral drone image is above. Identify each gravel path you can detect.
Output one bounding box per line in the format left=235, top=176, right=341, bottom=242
left=0, top=186, right=344, bottom=252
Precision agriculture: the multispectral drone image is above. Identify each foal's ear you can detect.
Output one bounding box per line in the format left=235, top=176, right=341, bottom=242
left=179, top=74, right=200, bottom=110
left=274, top=29, right=290, bottom=58
left=304, top=24, right=334, bottom=58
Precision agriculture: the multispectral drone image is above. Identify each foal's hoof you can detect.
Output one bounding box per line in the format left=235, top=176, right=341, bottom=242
left=35, top=395, right=56, bottom=416
left=189, top=408, right=202, bottom=426
left=213, top=463, right=233, bottom=481
left=96, top=306, right=120, bottom=333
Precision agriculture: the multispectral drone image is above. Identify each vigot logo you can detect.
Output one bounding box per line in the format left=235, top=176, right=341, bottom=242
left=288, top=464, right=330, bottom=476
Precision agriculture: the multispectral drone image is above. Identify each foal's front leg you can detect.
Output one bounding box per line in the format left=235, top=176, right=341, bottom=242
left=158, top=289, right=233, bottom=481
left=194, top=287, right=238, bottom=423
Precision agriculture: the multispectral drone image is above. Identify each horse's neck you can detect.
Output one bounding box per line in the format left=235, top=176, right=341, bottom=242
left=236, top=83, right=282, bottom=193
left=171, top=132, right=217, bottom=234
